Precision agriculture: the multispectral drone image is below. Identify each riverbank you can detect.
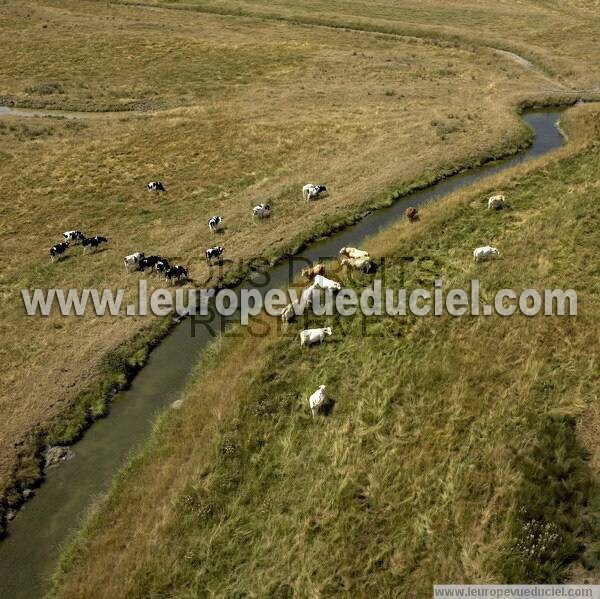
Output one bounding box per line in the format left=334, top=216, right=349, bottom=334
left=4, top=0, right=566, bottom=533
left=50, top=102, right=600, bottom=596
left=0, top=98, right=566, bottom=541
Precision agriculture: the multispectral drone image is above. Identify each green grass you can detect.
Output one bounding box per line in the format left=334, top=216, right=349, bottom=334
left=51, top=109, right=600, bottom=597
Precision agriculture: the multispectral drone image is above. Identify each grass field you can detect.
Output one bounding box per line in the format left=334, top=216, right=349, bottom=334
left=120, top=0, right=600, bottom=91
left=51, top=103, right=600, bottom=596
left=1, top=0, right=599, bottom=593
left=0, top=0, right=574, bottom=528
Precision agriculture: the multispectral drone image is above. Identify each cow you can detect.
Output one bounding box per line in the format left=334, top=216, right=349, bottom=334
left=340, top=256, right=377, bottom=274
left=405, top=207, right=419, bottom=222
left=165, top=265, right=188, bottom=284
left=281, top=302, right=297, bottom=323
left=488, top=194, right=506, bottom=210
left=123, top=252, right=145, bottom=272
left=339, top=247, right=370, bottom=260
left=206, top=246, right=224, bottom=264
left=208, top=216, right=223, bottom=233
left=473, top=246, right=500, bottom=262
left=252, top=204, right=271, bottom=219
left=49, top=242, right=69, bottom=262
left=147, top=181, right=165, bottom=192
left=308, top=385, right=327, bottom=418
left=313, top=274, right=341, bottom=292
left=302, top=183, right=328, bottom=202
left=155, top=259, right=171, bottom=276
left=300, top=327, right=333, bottom=348
left=63, top=230, right=85, bottom=244
left=301, top=263, right=325, bottom=280
left=138, top=255, right=164, bottom=271
left=81, top=235, right=108, bottom=254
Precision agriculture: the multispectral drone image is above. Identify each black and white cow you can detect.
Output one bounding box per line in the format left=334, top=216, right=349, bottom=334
left=147, top=181, right=166, bottom=192
left=155, top=259, right=171, bottom=276
left=50, top=242, right=69, bottom=262
left=63, top=230, right=85, bottom=244
left=302, top=183, right=328, bottom=202
left=123, top=252, right=145, bottom=272
left=205, top=246, right=224, bottom=264
left=82, top=236, right=108, bottom=254
left=138, top=255, right=163, bottom=271
left=252, top=203, right=271, bottom=218
left=208, top=216, right=223, bottom=234
left=165, top=265, right=188, bottom=284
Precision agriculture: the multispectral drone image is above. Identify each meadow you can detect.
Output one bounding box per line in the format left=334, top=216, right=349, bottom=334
left=51, top=103, right=600, bottom=596
left=0, top=0, right=563, bottom=527
left=1, top=0, right=598, bottom=594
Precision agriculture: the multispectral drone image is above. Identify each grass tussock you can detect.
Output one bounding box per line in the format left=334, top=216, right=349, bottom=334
left=51, top=105, right=600, bottom=596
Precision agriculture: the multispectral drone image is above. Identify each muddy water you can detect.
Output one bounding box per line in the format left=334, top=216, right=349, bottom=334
left=0, top=109, right=566, bottom=598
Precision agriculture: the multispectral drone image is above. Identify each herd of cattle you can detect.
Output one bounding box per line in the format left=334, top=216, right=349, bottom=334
left=49, top=181, right=505, bottom=417
left=296, top=192, right=507, bottom=417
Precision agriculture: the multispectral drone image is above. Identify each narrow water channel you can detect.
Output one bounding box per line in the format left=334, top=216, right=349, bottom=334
left=0, top=109, right=566, bottom=598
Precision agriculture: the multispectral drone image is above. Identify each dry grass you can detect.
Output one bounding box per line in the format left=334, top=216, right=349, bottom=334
left=124, top=0, right=600, bottom=91
left=51, top=103, right=600, bottom=597
left=0, top=0, right=564, bottom=521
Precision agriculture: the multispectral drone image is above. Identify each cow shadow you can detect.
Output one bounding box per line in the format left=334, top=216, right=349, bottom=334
left=208, top=258, right=234, bottom=268
left=320, top=397, right=336, bottom=416
left=54, top=254, right=74, bottom=263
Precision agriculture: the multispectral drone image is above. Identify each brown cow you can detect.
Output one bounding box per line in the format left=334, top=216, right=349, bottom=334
left=301, top=263, right=325, bottom=280
left=405, top=207, right=419, bottom=223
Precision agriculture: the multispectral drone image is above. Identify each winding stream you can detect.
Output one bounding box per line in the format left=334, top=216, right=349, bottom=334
left=0, top=108, right=566, bottom=598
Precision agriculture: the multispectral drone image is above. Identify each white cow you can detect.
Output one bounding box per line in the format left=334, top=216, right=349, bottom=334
left=488, top=194, right=506, bottom=210
left=473, top=246, right=500, bottom=262
left=300, top=327, right=333, bottom=348
left=281, top=285, right=317, bottom=323
left=302, top=183, right=328, bottom=202
left=340, top=256, right=370, bottom=271
left=124, top=252, right=145, bottom=272
left=313, top=274, right=341, bottom=292
left=281, top=302, right=296, bottom=323
left=308, top=385, right=327, bottom=418
left=252, top=203, right=271, bottom=218
left=339, top=247, right=370, bottom=260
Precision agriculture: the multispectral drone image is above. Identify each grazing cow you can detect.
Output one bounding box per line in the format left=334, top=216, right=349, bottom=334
left=313, top=274, right=342, bottom=292
left=308, top=385, right=327, bottom=418
left=301, top=263, right=325, bottom=280
left=155, top=259, right=171, bottom=276
left=49, top=242, right=69, bottom=262
left=208, top=216, right=223, bottom=233
left=123, top=252, right=145, bottom=272
left=339, top=247, right=370, bottom=260
left=147, top=181, right=165, bottom=192
left=206, top=246, right=224, bottom=263
left=473, top=246, right=500, bottom=262
left=405, top=207, right=419, bottom=223
left=340, top=256, right=377, bottom=274
left=300, top=283, right=318, bottom=307
left=252, top=203, right=271, bottom=219
left=488, top=194, right=506, bottom=210
left=281, top=302, right=297, bottom=323
left=300, top=327, right=333, bottom=348
left=138, top=255, right=163, bottom=271
left=82, top=236, right=108, bottom=254
left=302, top=183, right=328, bottom=202
left=165, top=265, right=188, bottom=284
left=63, top=230, right=85, bottom=244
